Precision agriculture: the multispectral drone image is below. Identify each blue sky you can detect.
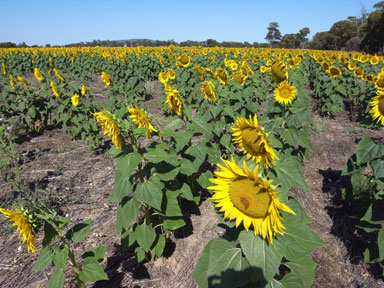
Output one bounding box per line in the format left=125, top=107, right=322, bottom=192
left=0, top=0, right=380, bottom=46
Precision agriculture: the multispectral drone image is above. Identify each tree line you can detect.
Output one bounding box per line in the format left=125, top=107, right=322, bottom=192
left=0, top=1, right=383, bottom=54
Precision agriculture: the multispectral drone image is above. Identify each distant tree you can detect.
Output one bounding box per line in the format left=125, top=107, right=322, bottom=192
left=206, top=38, right=219, bottom=47
left=0, top=42, right=17, bottom=48
left=309, top=31, right=336, bottom=50
left=360, top=1, right=384, bottom=54
left=265, top=22, right=282, bottom=47
left=279, top=33, right=300, bottom=48
left=298, top=27, right=310, bottom=48
left=328, top=20, right=357, bottom=50
left=17, top=42, right=28, bottom=48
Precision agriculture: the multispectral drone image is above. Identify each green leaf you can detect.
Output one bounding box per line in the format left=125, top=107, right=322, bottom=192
left=356, top=137, right=384, bottom=164
left=116, top=196, right=140, bottom=233
left=47, top=268, right=65, bottom=288
left=190, top=117, right=212, bottom=136
left=135, top=246, right=146, bottom=262
left=159, top=190, right=183, bottom=217
left=185, top=144, right=207, bottom=168
left=163, top=217, right=186, bottom=232
left=361, top=200, right=384, bottom=224
left=151, top=234, right=166, bottom=257
left=192, top=238, right=252, bottom=288
left=179, top=158, right=200, bottom=176
left=155, top=166, right=180, bottom=181
left=164, top=118, right=183, bottom=130
left=144, top=148, right=179, bottom=166
left=32, top=246, right=54, bottom=271
left=284, top=256, right=317, bottom=287
left=280, top=129, right=298, bottom=147
left=239, top=231, right=284, bottom=284
left=82, top=245, right=108, bottom=263
left=197, top=170, right=214, bottom=189
left=42, top=221, right=58, bottom=247
left=134, top=223, right=157, bottom=252
left=109, top=152, right=141, bottom=202
left=134, top=176, right=164, bottom=210
left=371, top=159, right=384, bottom=179
left=66, top=219, right=92, bottom=243
left=78, top=257, right=108, bottom=282
left=53, top=246, right=69, bottom=269
left=274, top=155, right=308, bottom=189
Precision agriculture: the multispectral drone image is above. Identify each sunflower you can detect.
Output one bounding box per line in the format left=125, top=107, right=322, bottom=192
left=50, top=81, right=59, bottom=98
left=370, top=55, right=380, bottom=65
left=346, top=61, right=356, bottom=70
left=354, top=67, right=364, bottom=79
left=17, top=76, right=28, bottom=89
left=176, top=54, right=191, bottom=68
left=271, top=60, right=288, bottom=83
left=260, top=65, right=268, bottom=73
left=375, top=78, right=384, bottom=90
left=208, top=157, right=295, bottom=243
left=53, top=68, right=65, bottom=83
left=364, top=74, right=376, bottom=83
left=9, top=74, right=15, bottom=90
left=71, top=93, right=79, bottom=107
left=232, top=71, right=245, bottom=86
left=215, top=68, right=230, bottom=85
left=158, top=71, right=169, bottom=84
left=93, top=111, right=124, bottom=150
left=34, top=67, right=43, bottom=82
left=167, top=68, right=176, bottom=80
left=369, top=90, right=384, bottom=125
left=0, top=207, right=37, bottom=253
left=328, top=66, right=342, bottom=78
left=101, top=71, right=110, bottom=86
left=128, top=105, right=158, bottom=138
left=229, top=61, right=238, bottom=71
left=81, top=84, right=87, bottom=96
left=165, top=91, right=183, bottom=116
left=201, top=80, right=216, bottom=103
left=194, top=65, right=205, bottom=80
left=274, top=81, right=298, bottom=106
left=232, top=114, right=278, bottom=168
left=2, top=63, right=6, bottom=75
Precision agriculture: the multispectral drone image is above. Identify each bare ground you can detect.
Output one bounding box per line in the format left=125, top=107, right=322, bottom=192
left=1, top=85, right=384, bottom=287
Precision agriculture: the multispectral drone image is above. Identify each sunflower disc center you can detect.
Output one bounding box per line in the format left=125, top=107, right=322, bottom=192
left=229, top=177, right=271, bottom=218
left=242, top=128, right=267, bottom=154
left=378, top=98, right=384, bottom=115
left=280, top=88, right=291, bottom=99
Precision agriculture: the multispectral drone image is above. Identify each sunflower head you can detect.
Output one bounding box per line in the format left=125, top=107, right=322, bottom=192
left=81, top=84, right=87, bottom=96
left=369, top=90, right=384, bottom=125
left=0, top=207, right=38, bottom=253
left=128, top=106, right=158, bottom=138
left=271, top=60, right=288, bottom=83
left=232, top=114, right=278, bottom=168
left=208, top=157, right=295, bottom=243
left=370, top=55, right=380, bottom=65
left=274, top=81, right=298, bottom=106
left=215, top=68, right=230, bottom=85
left=71, top=93, right=79, bottom=107
left=328, top=66, right=342, bottom=78
left=176, top=54, right=191, bottom=68
left=232, top=71, right=246, bottom=85
left=34, top=67, right=44, bottom=82
left=158, top=72, right=169, bottom=84
left=167, top=68, right=176, bottom=80
left=101, top=71, right=111, bottom=86
left=165, top=91, right=183, bottom=116
left=201, top=80, right=216, bottom=103
left=93, top=111, right=124, bottom=150
left=346, top=61, right=356, bottom=70
left=194, top=65, right=205, bottom=80
left=375, top=78, right=384, bottom=90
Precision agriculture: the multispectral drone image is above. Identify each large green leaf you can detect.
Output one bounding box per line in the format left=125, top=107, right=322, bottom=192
left=158, top=190, right=183, bottom=217
left=31, top=246, right=54, bottom=271
left=371, top=159, right=384, bottom=179
left=53, top=246, right=69, bottom=269
left=78, top=257, right=108, bottom=282
left=109, top=152, right=141, bottom=202
left=66, top=219, right=92, bottom=244
left=356, top=137, right=384, bottom=164
left=361, top=200, right=384, bottom=224
left=82, top=245, right=108, bottom=263
left=192, top=238, right=252, bottom=288
left=134, top=176, right=164, bottom=210
left=283, top=256, right=317, bottom=287
left=144, top=148, right=179, bottom=166
left=134, top=223, right=157, bottom=252
left=239, top=231, right=285, bottom=285
left=47, top=268, right=65, bottom=288
left=116, top=196, right=140, bottom=233
left=274, top=155, right=308, bottom=189
left=185, top=144, right=207, bottom=168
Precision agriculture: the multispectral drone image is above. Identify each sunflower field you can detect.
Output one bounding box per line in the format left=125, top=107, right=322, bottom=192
left=0, top=46, right=383, bottom=287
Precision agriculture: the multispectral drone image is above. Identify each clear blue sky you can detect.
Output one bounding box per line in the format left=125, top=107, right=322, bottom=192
left=0, top=0, right=380, bottom=46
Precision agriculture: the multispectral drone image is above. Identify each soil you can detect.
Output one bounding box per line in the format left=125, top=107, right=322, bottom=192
left=0, top=80, right=384, bottom=288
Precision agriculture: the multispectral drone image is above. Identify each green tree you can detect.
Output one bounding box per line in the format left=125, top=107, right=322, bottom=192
left=265, top=22, right=282, bottom=48
left=298, top=27, right=310, bottom=48
left=360, top=1, right=384, bottom=54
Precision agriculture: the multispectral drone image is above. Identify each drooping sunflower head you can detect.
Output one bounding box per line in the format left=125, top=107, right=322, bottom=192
left=232, top=71, right=246, bottom=86
left=0, top=207, right=38, bottom=253
left=165, top=92, right=183, bottom=116
left=274, top=81, right=298, bottom=106
left=232, top=114, right=278, bottom=168
left=50, top=81, right=59, bottom=98
left=34, top=67, right=44, bottom=82
left=93, top=111, right=124, bottom=150
left=81, top=84, right=87, bottom=96
left=17, top=76, right=28, bottom=89
left=71, top=93, right=79, bottom=107
left=194, top=65, right=205, bottom=80
left=101, top=71, right=111, bottom=86
left=128, top=106, right=158, bottom=138
left=208, top=157, right=295, bottom=243
left=9, top=74, right=15, bottom=90
left=271, top=60, right=288, bottom=83
left=369, top=90, right=384, bottom=125
left=2, top=63, right=6, bottom=75
left=215, top=68, right=230, bottom=85
left=167, top=68, right=176, bottom=80
left=201, top=80, right=216, bottom=103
